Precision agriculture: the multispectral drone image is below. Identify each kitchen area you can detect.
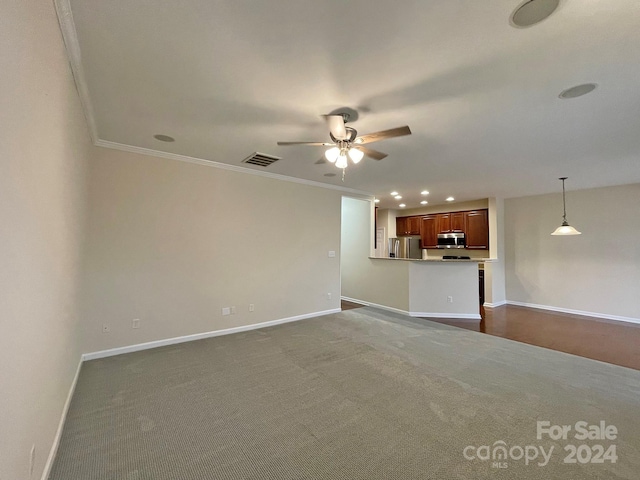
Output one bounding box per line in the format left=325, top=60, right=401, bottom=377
left=385, top=203, right=489, bottom=306
left=341, top=197, right=500, bottom=320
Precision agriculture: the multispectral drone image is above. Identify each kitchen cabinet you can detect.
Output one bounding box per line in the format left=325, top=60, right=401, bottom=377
left=434, top=212, right=463, bottom=233
left=465, top=210, right=489, bottom=249
left=437, top=213, right=450, bottom=233
left=450, top=212, right=465, bottom=232
left=402, top=208, right=489, bottom=249
left=421, top=215, right=438, bottom=248
left=396, top=216, right=421, bottom=236
left=396, top=217, right=408, bottom=236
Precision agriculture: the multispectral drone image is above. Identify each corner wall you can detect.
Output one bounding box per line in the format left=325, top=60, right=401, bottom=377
left=0, top=1, right=92, bottom=478
left=504, top=183, right=640, bottom=321
left=80, top=148, right=343, bottom=354
left=341, top=197, right=410, bottom=311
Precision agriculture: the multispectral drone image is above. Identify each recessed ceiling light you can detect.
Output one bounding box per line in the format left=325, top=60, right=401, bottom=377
left=324, top=173, right=336, bottom=177
left=153, top=134, right=175, bottom=142
left=394, top=195, right=402, bottom=200
left=511, top=0, right=560, bottom=28
left=374, top=199, right=380, bottom=203
left=390, top=191, right=399, bottom=196
left=420, top=201, right=428, bottom=205
left=446, top=197, right=455, bottom=202
left=559, top=83, right=597, bottom=99
left=399, top=204, right=406, bottom=208
left=421, top=190, right=429, bottom=195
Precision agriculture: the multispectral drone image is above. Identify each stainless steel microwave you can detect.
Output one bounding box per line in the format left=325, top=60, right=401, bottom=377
left=436, top=232, right=466, bottom=249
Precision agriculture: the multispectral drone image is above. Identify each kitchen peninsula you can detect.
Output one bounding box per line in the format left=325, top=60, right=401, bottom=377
left=352, top=257, right=487, bottom=319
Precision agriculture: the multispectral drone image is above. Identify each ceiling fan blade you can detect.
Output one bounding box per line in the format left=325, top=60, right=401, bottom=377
left=315, top=157, right=327, bottom=165
left=277, top=141, right=334, bottom=146
left=324, top=114, right=347, bottom=140
left=355, top=146, right=388, bottom=161
left=355, top=125, right=412, bottom=145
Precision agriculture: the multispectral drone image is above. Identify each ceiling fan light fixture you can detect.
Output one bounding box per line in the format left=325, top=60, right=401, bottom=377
left=335, top=154, right=348, bottom=169
left=348, top=148, right=364, bottom=164
left=325, top=147, right=340, bottom=163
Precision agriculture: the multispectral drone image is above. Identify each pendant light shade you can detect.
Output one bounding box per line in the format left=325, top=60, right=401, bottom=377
left=335, top=153, right=348, bottom=169
left=551, top=177, right=581, bottom=235
left=324, top=147, right=340, bottom=163
left=348, top=148, right=364, bottom=163
left=551, top=223, right=581, bottom=235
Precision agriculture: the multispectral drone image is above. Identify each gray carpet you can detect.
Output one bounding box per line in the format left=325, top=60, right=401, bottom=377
left=49, top=308, right=640, bottom=479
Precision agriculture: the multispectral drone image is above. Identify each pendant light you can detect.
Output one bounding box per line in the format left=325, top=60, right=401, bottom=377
left=551, top=177, right=581, bottom=235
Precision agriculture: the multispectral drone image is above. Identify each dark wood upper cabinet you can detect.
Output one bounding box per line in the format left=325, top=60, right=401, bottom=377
left=398, top=208, right=489, bottom=250
left=421, top=215, right=438, bottom=248
left=450, top=212, right=465, bottom=232
left=437, top=213, right=451, bottom=233
left=396, top=216, right=409, bottom=236
left=407, top=216, right=421, bottom=235
left=396, top=216, right=421, bottom=236
left=465, top=210, right=489, bottom=249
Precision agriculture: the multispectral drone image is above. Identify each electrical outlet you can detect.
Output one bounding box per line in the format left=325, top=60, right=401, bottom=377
left=132, top=318, right=140, bottom=329
left=447, top=296, right=453, bottom=303
left=230, top=306, right=236, bottom=314
left=222, top=307, right=231, bottom=316
left=249, top=304, right=255, bottom=312
left=102, top=324, right=110, bottom=333
left=29, top=444, right=36, bottom=478
left=328, top=250, right=336, bottom=258
left=327, top=293, right=332, bottom=300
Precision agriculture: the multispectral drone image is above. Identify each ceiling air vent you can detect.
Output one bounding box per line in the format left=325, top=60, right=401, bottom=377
left=242, top=152, right=281, bottom=167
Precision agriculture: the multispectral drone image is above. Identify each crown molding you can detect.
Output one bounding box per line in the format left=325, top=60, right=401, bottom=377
left=95, top=139, right=373, bottom=196
left=54, top=0, right=99, bottom=143
left=54, top=0, right=373, bottom=198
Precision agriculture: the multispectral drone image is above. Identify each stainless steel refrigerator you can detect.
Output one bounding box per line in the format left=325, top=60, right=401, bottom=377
left=389, top=237, right=422, bottom=259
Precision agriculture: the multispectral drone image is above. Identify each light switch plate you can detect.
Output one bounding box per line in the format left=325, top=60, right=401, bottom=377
left=328, top=250, right=336, bottom=257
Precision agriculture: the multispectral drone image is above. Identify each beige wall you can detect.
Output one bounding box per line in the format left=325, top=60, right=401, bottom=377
left=505, top=183, right=640, bottom=321
left=342, top=197, right=410, bottom=311
left=81, top=148, right=343, bottom=353
left=0, top=1, right=92, bottom=478
left=485, top=197, right=506, bottom=306
left=401, top=198, right=489, bottom=217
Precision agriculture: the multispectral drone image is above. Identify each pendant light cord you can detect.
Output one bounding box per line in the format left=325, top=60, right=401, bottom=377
left=559, top=176, right=568, bottom=225
left=562, top=178, right=567, bottom=222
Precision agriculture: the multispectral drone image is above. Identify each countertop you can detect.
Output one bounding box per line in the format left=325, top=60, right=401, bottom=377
left=369, top=257, right=493, bottom=263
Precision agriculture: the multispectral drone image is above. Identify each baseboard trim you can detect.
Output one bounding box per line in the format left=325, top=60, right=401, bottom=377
left=341, top=297, right=411, bottom=316
left=506, top=301, right=640, bottom=325
left=484, top=300, right=507, bottom=308
left=340, top=296, right=481, bottom=320
left=340, top=296, right=370, bottom=306
left=41, top=357, right=83, bottom=480
left=411, top=312, right=482, bottom=320
left=82, top=309, right=341, bottom=361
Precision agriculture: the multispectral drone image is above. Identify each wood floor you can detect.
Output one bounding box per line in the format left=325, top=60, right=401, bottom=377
left=340, top=300, right=640, bottom=371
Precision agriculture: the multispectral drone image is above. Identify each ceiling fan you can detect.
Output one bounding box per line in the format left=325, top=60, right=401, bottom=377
left=277, top=113, right=411, bottom=178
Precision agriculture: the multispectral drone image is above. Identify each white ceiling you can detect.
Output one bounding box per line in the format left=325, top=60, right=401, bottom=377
left=61, top=0, right=640, bottom=209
